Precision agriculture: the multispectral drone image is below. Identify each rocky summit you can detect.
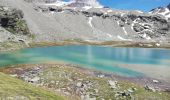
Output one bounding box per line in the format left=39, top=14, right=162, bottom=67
left=0, top=0, right=170, bottom=43
left=150, top=3, right=170, bottom=20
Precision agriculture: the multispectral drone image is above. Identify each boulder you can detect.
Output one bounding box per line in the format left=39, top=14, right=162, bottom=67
left=144, top=85, right=156, bottom=92
left=152, top=80, right=160, bottom=83
left=108, top=80, right=117, bottom=89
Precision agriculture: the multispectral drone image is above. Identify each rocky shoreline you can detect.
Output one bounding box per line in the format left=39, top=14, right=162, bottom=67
left=1, top=39, right=170, bottom=52
left=1, top=63, right=170, bottom=100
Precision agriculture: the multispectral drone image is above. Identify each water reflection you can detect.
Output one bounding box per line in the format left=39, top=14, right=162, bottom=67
left=0, top=45, right=170, bottom=77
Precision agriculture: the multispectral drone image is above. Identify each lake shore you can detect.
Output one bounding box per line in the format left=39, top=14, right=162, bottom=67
left=0, top=63, right=170, bottom=100
left=1, top=43, right=170, bottom=99
left=1, top=40, right=170, bottom=52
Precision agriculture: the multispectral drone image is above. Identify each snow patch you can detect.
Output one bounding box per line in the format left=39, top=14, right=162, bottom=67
left=158, top=8, right=169, bottom=16
left=117, top=21, right=120, bottom=26
left=122, top=27, right=128, bottom=35
left=150, top=7, right=170, bottom=20
left=104, top=12, right=108, bottom=15
left=83, top=6, right=92, bottom=10
left=45, top=1, right=71, bottom=7
left=50, top=11, right=55, bottom=14
left=131, top=23, right=134, bottom=30
left=88, top=17, right=93, bottom=27
left=117, top=35, right=132, bottom=41
left=45, top=0, right=103, bottom=9
left=107, top=10, right=113, bottom=13
left=135, top=10, right=143, bottom=13
left=121, top=13, right=125, bottom=17
left=141, top=33, right=151, bottom=40
left=131, top=18, right=140, bottom=30
left=70, top=0, right=103, bottom=8
left=155, top=43, right=161, bottom=47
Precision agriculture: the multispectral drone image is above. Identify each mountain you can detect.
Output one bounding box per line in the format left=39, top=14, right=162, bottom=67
left=0, top=0, right=170, bottom=46
left=150, top=3, right=170, bottom=20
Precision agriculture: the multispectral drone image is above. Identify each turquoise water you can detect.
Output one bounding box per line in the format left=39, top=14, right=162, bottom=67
left=0, top=45, right=170, bottom=77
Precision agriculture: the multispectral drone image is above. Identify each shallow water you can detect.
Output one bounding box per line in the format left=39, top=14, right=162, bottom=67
left=0, top=45, right=170, bottom=78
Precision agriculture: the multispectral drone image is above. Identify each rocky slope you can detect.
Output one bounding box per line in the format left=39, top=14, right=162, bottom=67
left=150, top=3, right=170, bottom=20
left=0, top=0, right=170, bottom=44
left=0, top=6, right=32, bottom=51
left=1, top=64, right=170, bottom=100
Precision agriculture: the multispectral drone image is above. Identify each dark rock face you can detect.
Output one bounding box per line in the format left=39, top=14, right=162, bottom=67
left=0, top=6, right=30, bottom=35
left=167, top=3, right=170, bottom=10
left=1, top=18, right=9, bottom=27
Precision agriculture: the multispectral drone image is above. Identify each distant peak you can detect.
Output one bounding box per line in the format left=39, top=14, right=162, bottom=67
left=69, top=0, right=103, bottom=8
left=167, top=3, right=170, bottom=10
left=149, top=3, right=170, bottom=20
left=46, top=0, right=103, bottom=8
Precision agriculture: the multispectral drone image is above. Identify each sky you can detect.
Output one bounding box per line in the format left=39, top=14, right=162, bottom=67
left=98, top=0, right=170, bottom=12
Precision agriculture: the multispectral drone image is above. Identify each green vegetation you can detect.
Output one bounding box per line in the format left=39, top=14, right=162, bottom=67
left=1, top=64, right=170, bottom=100
left=34, top=65, right=170, bottom=100
left=0, top=72, right=65, bottom=100
left=5, top=19, right=31, bottom=35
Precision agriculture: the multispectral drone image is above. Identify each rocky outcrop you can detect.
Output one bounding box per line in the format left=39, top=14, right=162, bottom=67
left=0, top=6, right=31, bottom=51
left=150, top=3, right=170, bottom=20
left=0, top=6, right=30, bottom=35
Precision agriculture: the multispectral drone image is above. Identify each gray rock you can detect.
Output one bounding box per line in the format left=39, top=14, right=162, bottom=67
left=77, top=82, right=82, bottom=87
left=152, top=80, right=160, bottom=83
left=108, top=80, right=117, bottom=89
left=127, top=88, right=134, bottom=93
left=144, top=85, right=156, bottom=92
left=115, top=91, right=131, bottom=97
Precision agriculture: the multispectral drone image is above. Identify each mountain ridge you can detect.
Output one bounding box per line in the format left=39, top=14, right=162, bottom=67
left=0, top=0, right=170, bottom=47
left=150, top=3, right=170, bottom=20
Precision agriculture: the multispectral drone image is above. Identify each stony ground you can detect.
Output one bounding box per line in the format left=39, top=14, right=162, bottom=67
left=1, top=64, right=170, bottom=100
